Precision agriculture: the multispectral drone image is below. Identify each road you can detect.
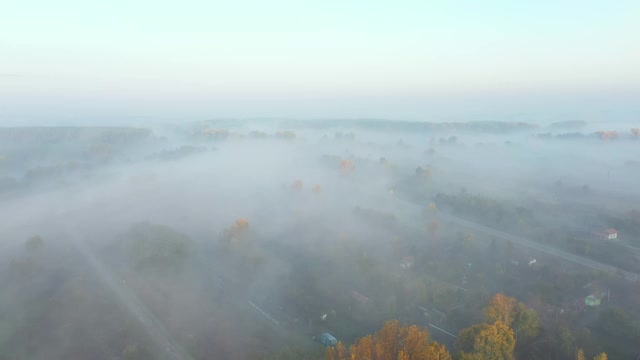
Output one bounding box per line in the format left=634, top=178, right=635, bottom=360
left=392, top=192, right=640, bottom=281
left=438, top=213, right=640, bottom=282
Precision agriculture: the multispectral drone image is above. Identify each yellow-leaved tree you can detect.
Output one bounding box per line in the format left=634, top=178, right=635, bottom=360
left=456, top=322, right=515, bottom=360
left=593, top=353, right=608, bottom=360
left=326, top=320, right=451, bottom=360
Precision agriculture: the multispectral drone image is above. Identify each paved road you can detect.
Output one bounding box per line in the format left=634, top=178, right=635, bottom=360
left=392, top=193, right=640, bottom=281
left=438, top=213, right=640, bottom=282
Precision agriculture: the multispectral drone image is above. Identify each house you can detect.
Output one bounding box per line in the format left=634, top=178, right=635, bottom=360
left=592, top=228, right=618, bottom=240
left=320, top=333, right=338, bottom=347
left=585, top=295, right=601, bottom=307
left=401, top=256, right=415, bottom=269
left=351, top=290, right=369, bottom=304
left=604, top=229, right=618, bottom=239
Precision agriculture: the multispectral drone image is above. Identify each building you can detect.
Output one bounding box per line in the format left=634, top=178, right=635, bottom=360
left=401, top=256, right=415, bottom=269
left=592, top=228, right=618, bottom=240
left=351, top=290, right=369, bottom=304
left=320, top=333, right=338, bottom=347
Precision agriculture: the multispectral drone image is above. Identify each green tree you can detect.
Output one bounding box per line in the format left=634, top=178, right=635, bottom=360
left=25, top=235, right=44, bottom=254
left=513, top=303, right=539, bottom=340
left=557, top=324, right=574, bottom=358
left=127, top=222, right=191, bottom=269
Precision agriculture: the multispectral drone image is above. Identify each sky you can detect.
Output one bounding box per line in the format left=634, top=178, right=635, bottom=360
left=1, top=0, right=639, bottom=124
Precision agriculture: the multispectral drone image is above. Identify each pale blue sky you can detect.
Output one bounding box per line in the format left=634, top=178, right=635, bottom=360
left=1, top=0, right=639, bottom=123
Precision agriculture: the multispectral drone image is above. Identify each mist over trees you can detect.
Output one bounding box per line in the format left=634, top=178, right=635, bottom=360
left=0, top=119, right=637, bottom=359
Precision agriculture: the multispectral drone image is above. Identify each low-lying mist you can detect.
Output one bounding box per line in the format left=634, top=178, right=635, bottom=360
left=1, top=120, right=639, bottom=359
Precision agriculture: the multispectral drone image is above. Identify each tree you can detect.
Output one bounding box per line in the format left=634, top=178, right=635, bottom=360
left=512, top=303, right=539, bottom=340
left=427, top=202, right=438, bottom=215
left=400, top=325, right=429, bottom=359
left=335, top=341, right=348, bottom=360
left=326, top=347, right=335, bottom=360
left=374, top=320, right=400, bottom=360
left=339, top=321, right=451, bottom=360
left=427, top=342, right=452, bottom=360
left=593, top=353, right=607, bottom=360
left=576, top=348, right=585, bottom=360
left=223, top=218, right=250, bottom=245
left=349, top=335, right=373, bottom=360
left=428, top=220, right=439, bottom=239
left=556, top=324, right=574, bottom=358
left=25, top=235, right=44, bottom=254
left=424, top=167, right=432, bottom=181
left=326, top=341, right=348, bottom=360
left=456, top=322, right=515, bottom=360
left=461, top=232, right=475, bottom=250
left=292, top=179, right=304, bottom=191
left=340, top=159, right=355, bottom=173
left=127, top=223, right=191, bottom=269
left=484, top=294, right=518, bottom=327
left=595, top=130, right=619, bottom=141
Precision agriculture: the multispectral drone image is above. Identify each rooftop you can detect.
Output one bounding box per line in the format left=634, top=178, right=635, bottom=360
left=321, top=333, right=337, bottom=342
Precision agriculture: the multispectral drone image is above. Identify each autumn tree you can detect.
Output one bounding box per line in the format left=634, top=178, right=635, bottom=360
left=275, top=130, right=296, bottom=140
left=349, top=335, right=373, bottom=360
left=222, top=218, right=250, bottom=246
left=375, top=320, right=400, bottom=360
left=576, top=348, right=585, bottom=360
left=340, top=159, right=355, bottom=173
left=484, top=294, right=518, bottom=326
left=427, top=202, right=438, bottom=215
left=426, top=342, right=451, bottom=360
left=330, top=320, right=451, bottom=360
left=456, top=322, right=515, bottom=360
left=292, top=179, right=304, bottom=191
left=326, top=341, right=348, bottom=360
left=483, top=294, right=539, bottom=342
left=596, top=131, right=619, bottom=141
left=593, top=353, right=607, bottom=360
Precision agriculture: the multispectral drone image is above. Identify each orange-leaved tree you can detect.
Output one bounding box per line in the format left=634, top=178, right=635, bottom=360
left=326, top=320, right=451, bottom=360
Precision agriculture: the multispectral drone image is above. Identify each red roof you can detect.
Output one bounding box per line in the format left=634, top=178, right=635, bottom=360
left=605, top=229, right=617, bottom=234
